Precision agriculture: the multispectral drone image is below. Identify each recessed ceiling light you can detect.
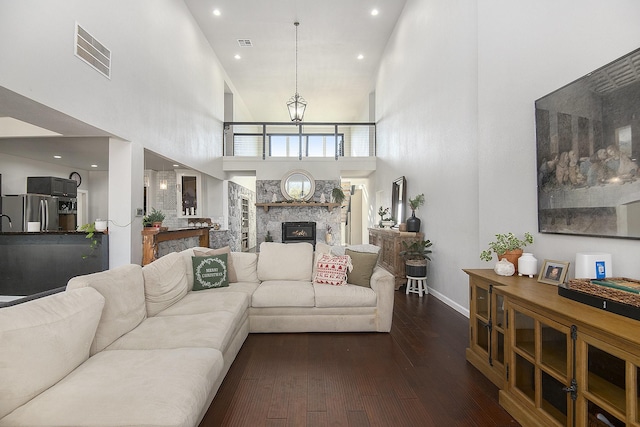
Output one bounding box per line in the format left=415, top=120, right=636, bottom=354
left=53, top=155, right=62, bottom=159
left=173, top=164, right=179, bottom=167
left=371, top=9, right=379, bottom=16
left=91, top=164, right=98, bottom=168
left=357, top=54, right=364, bottom=60
left=212, top=9, right=221, bottom=16
left=234, top=54, right=241, bottom=60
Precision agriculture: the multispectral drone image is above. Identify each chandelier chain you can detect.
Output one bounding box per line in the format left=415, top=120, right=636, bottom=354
left=294, top=21, right=299, bottom=95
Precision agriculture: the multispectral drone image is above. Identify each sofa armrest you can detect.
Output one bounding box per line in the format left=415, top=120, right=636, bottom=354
left=369, top=266, right=395, bottom=332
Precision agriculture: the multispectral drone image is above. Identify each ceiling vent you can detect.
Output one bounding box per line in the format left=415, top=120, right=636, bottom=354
left=75, top=23, right=111, bottom=79
left=237, top=39, right=253, bottom=47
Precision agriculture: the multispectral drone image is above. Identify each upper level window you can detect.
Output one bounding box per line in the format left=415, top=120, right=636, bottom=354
left=269, top=133, right=344, bottom=157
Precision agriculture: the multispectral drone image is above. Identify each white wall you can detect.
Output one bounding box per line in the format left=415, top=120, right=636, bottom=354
left=0, top=0, right=253, bottom=263
left=0, top=1, right=254, bottom=176
left=375, top=0, right=640, bottom=314
left=0, top=153, right=90, bottom=195
left=375, top=0, right=479, bottom=313
left=477, top=1, right=640, bottom=280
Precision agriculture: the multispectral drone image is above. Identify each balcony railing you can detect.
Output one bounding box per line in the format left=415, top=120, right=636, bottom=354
left=223, top=122, right=376, bottom=160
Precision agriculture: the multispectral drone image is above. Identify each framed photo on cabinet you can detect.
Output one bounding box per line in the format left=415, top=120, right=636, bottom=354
left=538, top=259, right=570, bottom=285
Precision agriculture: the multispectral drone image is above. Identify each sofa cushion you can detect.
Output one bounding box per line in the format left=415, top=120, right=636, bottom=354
left=313, top=253, right=352, bottom=286
left=66, top=264, right=146, bottom=355
left=257, top=242, right=314, bottom=281
left=107, top=292, right=249, bottom=354
left=251, top=280, right=315, bottom=307
left=346, top=249, right=379, bottom=288
left=107, top=312, right=243, bottom=354
left=194, top=246, right=238, bottom=283
left=230, top=252, right=259, bottom=283
left=0, top=348, right=223, bottom=427
left=142, top=251, right=189, bottom=316
left=156, top=289, right=251, bottom=317
left=191, top=254, right=229, bottom=291
left=313, top=282, right=377, bottom=308
left=0, top=287, right=105, bottom=419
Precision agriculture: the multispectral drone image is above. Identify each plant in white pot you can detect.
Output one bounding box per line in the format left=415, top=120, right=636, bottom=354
left=480, top=232, right=533, bottom=274
left=400, top=239, right=433, bottom=278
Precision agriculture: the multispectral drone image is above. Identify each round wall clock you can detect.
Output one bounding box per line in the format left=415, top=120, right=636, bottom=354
left=69, top=171, right=82, bottom=187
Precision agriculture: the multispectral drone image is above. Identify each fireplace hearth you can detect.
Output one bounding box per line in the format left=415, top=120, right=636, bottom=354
left=282, top=222, right=316, bottom=247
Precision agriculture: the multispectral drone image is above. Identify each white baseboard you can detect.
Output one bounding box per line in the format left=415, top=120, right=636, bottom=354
left=427, top=287, right=469, bottom=318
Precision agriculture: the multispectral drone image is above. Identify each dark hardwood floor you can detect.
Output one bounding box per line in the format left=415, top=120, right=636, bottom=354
left=200, top=290, right=519, bottom=427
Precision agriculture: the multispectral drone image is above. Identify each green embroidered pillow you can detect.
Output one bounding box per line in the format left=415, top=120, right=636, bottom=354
left=191, top=254, right=229, bottom=291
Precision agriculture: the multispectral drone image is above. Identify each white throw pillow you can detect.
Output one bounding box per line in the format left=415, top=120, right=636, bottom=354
left=142, top=251, right=189, bottom=316
left=67, top=264, right=146, bottom=354
left=257, top=242, right=314, bottom=281
left=231, top=252, right=259, bottom=283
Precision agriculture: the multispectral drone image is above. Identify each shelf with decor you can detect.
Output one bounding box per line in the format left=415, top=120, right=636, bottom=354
left=255, top=202, right=341, bottom=212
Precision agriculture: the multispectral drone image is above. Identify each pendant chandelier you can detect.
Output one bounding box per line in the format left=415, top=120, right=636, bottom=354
left=287, top=22, right=307, bottom=122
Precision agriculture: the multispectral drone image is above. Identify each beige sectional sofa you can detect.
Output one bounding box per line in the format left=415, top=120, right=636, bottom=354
left=0, top=242, right=394, bottom=426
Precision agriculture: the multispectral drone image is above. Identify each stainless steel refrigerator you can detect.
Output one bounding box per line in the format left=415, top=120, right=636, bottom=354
left=1, top=194, right=59, bottom=232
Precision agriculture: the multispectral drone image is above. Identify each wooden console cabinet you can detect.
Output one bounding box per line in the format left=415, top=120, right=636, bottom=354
left=368, top=228, right=423, bottom=289
left=465, top=269, right=640, bottom=427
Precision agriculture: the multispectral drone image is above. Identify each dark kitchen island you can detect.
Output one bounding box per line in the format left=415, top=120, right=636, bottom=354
left=0, top=231, right=108, bottom=296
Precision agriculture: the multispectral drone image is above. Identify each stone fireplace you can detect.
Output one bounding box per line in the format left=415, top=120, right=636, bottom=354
left=256, top=179, right=341, bottom=247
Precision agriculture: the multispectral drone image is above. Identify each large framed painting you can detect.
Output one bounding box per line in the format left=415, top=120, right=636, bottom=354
left=535, top=47, right=640, bottom=239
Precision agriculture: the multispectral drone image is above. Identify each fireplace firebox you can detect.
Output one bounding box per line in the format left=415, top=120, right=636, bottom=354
left=282, top=222, right=316, bottom=247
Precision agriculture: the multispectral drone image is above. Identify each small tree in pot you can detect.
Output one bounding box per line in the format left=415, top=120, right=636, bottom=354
left=400, top=239, right=433, bottom=278
left=143, top=208, right=165, bottom=228
left=406, top=193, right=425, bottom=232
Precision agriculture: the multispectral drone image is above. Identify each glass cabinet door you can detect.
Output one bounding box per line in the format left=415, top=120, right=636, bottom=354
left=494, top=293, right=505, bottom=366
left=473, top=284, right=489, bottom=354
left=509, top=304, right=572, bottom=426
left=578, top=334, right=637, bottom=427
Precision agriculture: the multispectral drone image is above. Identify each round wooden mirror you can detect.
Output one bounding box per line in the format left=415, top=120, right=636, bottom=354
left=281, top=170, right=315, bottom=201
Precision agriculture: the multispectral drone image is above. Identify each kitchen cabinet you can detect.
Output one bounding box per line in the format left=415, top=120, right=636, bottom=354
left=27, top=176, right=77, bottom=197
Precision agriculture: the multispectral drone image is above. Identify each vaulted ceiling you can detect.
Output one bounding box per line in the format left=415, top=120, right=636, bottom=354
left=184, top=0, right=407, bottom=122
left=0, top=1, right=407, bottom=171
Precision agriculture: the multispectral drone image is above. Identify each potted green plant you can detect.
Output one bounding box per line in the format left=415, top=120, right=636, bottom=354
left=406, top=193, right=425, bottom=232
left=143, top=208, right=165, bottom=228
left=78, top=222, right=100, bottom=259
left=332, top=187, right=346, bottom=204
left=480, top=232, right=533, bottom=272
left=400, top=239, right=433, bottom=277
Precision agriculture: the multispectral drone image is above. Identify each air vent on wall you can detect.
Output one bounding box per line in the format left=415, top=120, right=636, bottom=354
left=237, top=39, right=253, bottom=47
left=74, top=23, right=111, bottom=79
